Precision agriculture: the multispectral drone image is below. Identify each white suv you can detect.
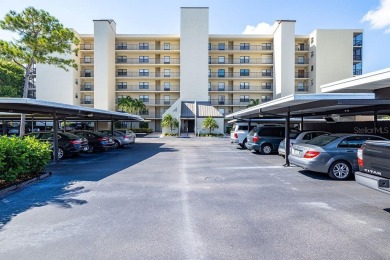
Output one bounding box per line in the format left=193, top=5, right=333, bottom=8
left=230, top=122, right=257, bottom=148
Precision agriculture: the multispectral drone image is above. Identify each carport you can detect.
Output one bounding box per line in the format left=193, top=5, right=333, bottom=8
left=225, top=93, right=390, bottom=166
left=0, top=98, right=143, bottom=161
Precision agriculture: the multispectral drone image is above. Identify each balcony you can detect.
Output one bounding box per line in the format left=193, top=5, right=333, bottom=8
left=209, top=72, right=273, bottom=79
left=116, top=99, right=178, bottom=106
left=208, top=58, right=273, bottom=65
left=295, top=59, right=309, bottom=65
left=353, top=69, right=362, bottom=76
left=80, top=44, right=94, bottom=50
left=295, top=72, right=309, bottom=78
left=353, top=55, right=362, bottom=61
left=115, top=44, right=180, bottom=51
left=208, top=45, right=273, bottom=51
left=80, top=99, right=94, bottom=105
left=353, top=40, right=363, bottom=46
left=80, top=71, right=94, bottom=77
left=80, top=58, right=94, bottom=64
left=116, top=85, right=180, bottom=91
left=295, top=85, right=309, bottom=92
left=295, top=45, right=309, bottom=51
left=208, top=85, right=273, bottom=92
left=116, top=58, right=180, bottom=65
left=116, top=72, right=180, bottom=78
left=80, top=85, right=94, bottom=91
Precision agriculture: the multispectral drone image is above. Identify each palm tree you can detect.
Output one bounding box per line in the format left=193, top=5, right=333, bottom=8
left=202, top=116, right=219, bottom=134
left=118, top=96, right=134, bottom=113
left=247, top=98, right=260, bottom=108
left=162, top=114, right=179, bottom=133
left=133, top=98, right=147, bottom=115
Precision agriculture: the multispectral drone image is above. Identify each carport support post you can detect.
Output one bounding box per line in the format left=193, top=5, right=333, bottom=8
left=110, top=117, right=114, bottom=136
left=53, top=111, right=59, bottom=162
left=374, top=111, right=378, bottom=133
left=2, top=120, right=6, bottom=135
left=285, top=109, right=291, bottom=166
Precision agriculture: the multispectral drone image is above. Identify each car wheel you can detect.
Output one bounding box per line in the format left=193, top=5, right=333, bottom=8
left=58, top=148, right=64, bottom=159
left=260, top=144, right=272, bottom=155
left=328, top=161, right=351, bottom=180
left=239, top=138, right=247, bottom=149
left=113, top=140, right=120, bottom=149
left=87, top=145, right=94, bottom=153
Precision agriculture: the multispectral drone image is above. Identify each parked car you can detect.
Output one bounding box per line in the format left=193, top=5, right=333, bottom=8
left=289, top=134, right=387, bottom=180
left=278, top=131, right=330, bottom=157
left=98, top=130, right=135, bottom=148
left=71, top=130, right=115, bottom=153
left=246, top=125, right=300, bottom=154
left=116, top=129, right=136, bottom=143
left=25, top=131, right=85, bottom=159
left=355, top=140, right=390, bottom=194
left=230, top=122, right=258, bottom=148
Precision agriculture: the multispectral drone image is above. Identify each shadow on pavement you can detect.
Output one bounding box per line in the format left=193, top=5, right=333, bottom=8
left=297, top=170, right=355, bottom=181
left=0, top=142, right=174, bottom=229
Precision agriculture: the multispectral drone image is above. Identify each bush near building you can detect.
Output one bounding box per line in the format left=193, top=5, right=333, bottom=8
left=0, top=136, right=51, bottom=183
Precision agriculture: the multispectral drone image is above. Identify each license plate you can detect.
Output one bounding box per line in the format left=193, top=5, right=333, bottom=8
left=291, top=149, right=302, bottom=156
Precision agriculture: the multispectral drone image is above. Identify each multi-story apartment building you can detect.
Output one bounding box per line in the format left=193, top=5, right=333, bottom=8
left=36, top=7, right=363, bottom=132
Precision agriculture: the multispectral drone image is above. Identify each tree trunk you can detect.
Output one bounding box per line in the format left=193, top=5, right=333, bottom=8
left=19, top=66, right=31, bottom=136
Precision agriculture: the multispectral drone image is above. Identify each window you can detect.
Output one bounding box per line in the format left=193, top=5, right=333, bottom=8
left=218, top=69, right=225, bottom=77
left=84, top=82, right=91, bottom=90
left=208, top=42, right=211, bottom=50
left=240, top=56, right=250, bottom=64
left=240, top=95, right=250, bottom=102
left=84, top=69, right=91, bottom=77
left=84, top=95, right=92, bottom=104
left=139, top=109, right=149, bottom=115
left=139, top=42, right=149, bottom=50
left=164, top=82, right=170, bottom=91
left=164, top=43, right=170, bottom=50
left=118, top=82, right=127, bottom=90
left=139, top=82, right=149, bottom=89
left=164, top=95, right=170, bottom=105
left=240, top=82, right=249, bottom=89
left=262, top=43, right=271, bottom=50
left=75, top=79, right=78, bottom=85
left=261, top=82, right=272, bottom=89
left=117, top=95, right=127, bottom=103
left=297, top=56, right=305, bottom=64
left=262, top=69, right=272, bottom=77
left=311, top=51, right=314, bottom=57
left=164, top=69, right=170, bottom=77
left=298, top=43, right=305, bottom=51
left=218, top=56, right=225, bottom=64
left=164, top=56, right=170, bottom=64
left=84, top=56, right=91, bottom=63
left=311, top=79, right=314, bottom=86
left=218, top=95, right=225, bottom=105
left=117, top=42, right=127, bottom=50
left=139, top=56, right=149, bottom=63
left=338, top=137, right=366, bottom=148
left=218, top=108, right=225, bottom=115
left=311, top=65, right=314, bottom=71
left=84, top=43, right=92, bottom=50
left=218, top=43, right=225, bottom=50
left=118, top=69, right=127, bottom=76
left=262, top=95, right=272, bottom=102
left=218, top=82, right=225, bottom=91
left=310, top=37, right=314, bottom=44
left=297, top=82, right=305, bottom=92
left=139, top=95, right=149, bottom=102
left=208, top=69, right=211, bottom=77
left=117, top=56, right=127, bottom=63
left=139, top=69, right=149, bottom=76
left=208, top=82, right=211, bottom=91
left=208, top=56, right=211, bottom=64
left=240, top=43, right=250, bottom=50
left=240, top=69, right=250, bottom=76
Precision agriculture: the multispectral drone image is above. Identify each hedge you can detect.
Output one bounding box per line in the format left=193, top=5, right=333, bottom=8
left=116, top=128, right=153, bottom=134
left=0, top=136, right=51, bottom=183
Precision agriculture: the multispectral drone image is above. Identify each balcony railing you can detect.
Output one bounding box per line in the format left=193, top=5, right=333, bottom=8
left=353, top=55, right=362, bottom=61
left=353, top=69, right=362, bottom=76
left=353, top=40, right=363, bottom=46
left=209, top=72, right=273, bottom=78
left=209, top=45, right=273, bottom=51
left=295, top=72, right=309, bottom=78
left=116, top=85, right=180, bottom=91
left=116, top=72, right=180, bottom=78
left=295, top=45, right=309, bottom=51
left=80, top=58, right=94, bottom=64
left=80, top=99, right=94, bottom=105
left=80, top=44, right=94, bottom=50
left=116, top=99, right=178, bottom=106
left=116, top=58, right=180, bottom=65
left=208, top=85, right=273, bottom=92
left=80, top=71, right=94, bottom=77
left=115, top=44, right=180, bottom=51
left=208, top=58, right=273, bottom=65
left=295, top=59, right=309, bottom=65
left=80, top=85, right=94, bottom=91
left=295, top=85, right=309, bottom=92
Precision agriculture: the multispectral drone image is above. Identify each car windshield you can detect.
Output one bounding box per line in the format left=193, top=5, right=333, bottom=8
left=306, top=135, right=339, bottom=146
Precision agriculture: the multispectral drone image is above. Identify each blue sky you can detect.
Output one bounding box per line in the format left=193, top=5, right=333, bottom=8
left=1, top=0, right=389, bottom=73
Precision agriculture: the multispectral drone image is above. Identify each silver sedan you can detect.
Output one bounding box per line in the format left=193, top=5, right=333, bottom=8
left=288, top=133, right=387, bottom=180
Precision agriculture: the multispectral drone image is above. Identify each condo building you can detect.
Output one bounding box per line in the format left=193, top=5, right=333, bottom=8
left=35, top=7, right=363, bottom=132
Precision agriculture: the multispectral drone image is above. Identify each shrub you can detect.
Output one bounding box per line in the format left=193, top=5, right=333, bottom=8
left=0, top=136, right=51, bottom=183
left=199, top=133, right=224, bottom=137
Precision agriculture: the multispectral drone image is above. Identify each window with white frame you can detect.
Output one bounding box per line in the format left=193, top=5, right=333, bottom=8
left=262, top=69, right=272, bottom=76
left=139, top=69, right=149, bottom=76
left=164, top=69, right=170, bottom=77
left=240, top=95, right=249, bottom=102
left=117, top=56, right=127, bottom=63
left=240, top=69, right=250, bottom=76
left=84, top=56, right=91, bottom=63
left=164, top=95, right=170, bottom=105
left=297, top=82, right=305, bottom=91
left=139, top=56, right=149, bottom=63
left=261, top=82, right=272, bottom=89
left=117, top=82, right=127, bottom=90
left=240, top=56, right=250, bottom=64
left=240, top=82, right=249, bottom=89
left=84, top=82, right=92, bottom=90
left=139, top=42, right=149, bottom=50
left=262, top=43, right=272, bottom=50
left=218, top=95, right=225, bottom=105
left=218, top=69, right=225, bottom=77
left=208, top=82, right=211, bottom=91
left=218, top=56, right=225, bottom=64
left=218, top=82, right=225, bottom=91
left=164, top=56, right=170, bottom=64
left=208, top=56, right=211, bottom=64
left=240, top=43, right=250, bottom=50
left=164, top=43, right=170, bottom=50
left=218, top=43, right=225, bottom=50
left=139, top=95, right=149, bottom=102
left=218, top=108, right=225, bottom=115
left=164, top=82, right=170, bottom=91
left=139, top=82, right=149, bottom=89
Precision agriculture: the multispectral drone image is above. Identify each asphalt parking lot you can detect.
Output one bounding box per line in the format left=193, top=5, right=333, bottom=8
left=1, top=136, right=390, bottom=259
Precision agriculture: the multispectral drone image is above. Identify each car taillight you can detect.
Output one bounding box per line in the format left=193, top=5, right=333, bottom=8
left=70, top=140, right=81, bottom=144
left=98, top=137, right=107, bottom=141
left=123, top=135, right=129, bottom=138
left=253, top=136, right=259, bottom=143
left=303, top=150, right=320, bottom=158
left=357, top=148, right=363, bottom=167
left=234, top=133, right=238, bottom=138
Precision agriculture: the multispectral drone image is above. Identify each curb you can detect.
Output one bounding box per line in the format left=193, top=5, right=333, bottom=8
left=0, top=172, right=52, bottom=199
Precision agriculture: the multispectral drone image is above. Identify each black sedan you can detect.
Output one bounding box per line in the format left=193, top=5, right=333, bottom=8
left=71, top=130, right=115, bottom=153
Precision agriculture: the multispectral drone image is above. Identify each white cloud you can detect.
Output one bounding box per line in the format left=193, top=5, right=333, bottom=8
left=242, top=22, right=275, bottom=35
left=362, top=0, right=390, bottom=33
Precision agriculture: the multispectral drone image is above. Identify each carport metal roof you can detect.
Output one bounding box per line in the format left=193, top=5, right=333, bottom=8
left=0, top=98, right=143, bottom=121
left=225, top=93, right=390, bottom=119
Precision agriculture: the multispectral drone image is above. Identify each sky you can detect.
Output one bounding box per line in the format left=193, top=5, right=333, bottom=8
left=0, top=0, right=389, bottom=73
